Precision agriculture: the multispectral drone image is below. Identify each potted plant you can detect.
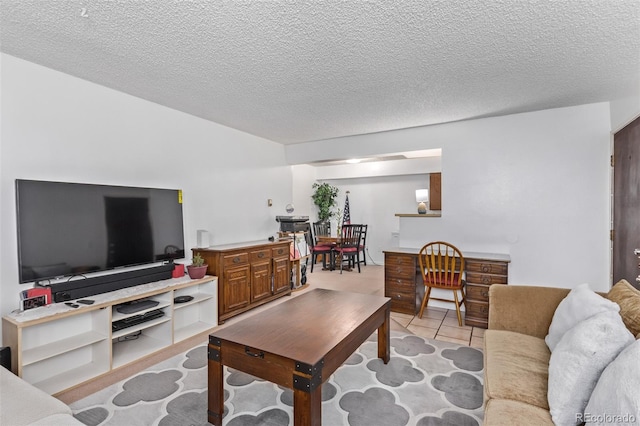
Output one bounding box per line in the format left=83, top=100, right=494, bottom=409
left=311, top=182, right=339, bottom=222
left=187, top=253, right=208, bottom=279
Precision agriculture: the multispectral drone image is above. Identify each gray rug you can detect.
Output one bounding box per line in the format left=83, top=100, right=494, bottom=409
left=70, top=331, right=484, bottom=426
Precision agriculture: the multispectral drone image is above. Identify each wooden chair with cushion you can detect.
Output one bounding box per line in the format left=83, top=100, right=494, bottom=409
left=335, top=224, right=364, bottom=274
left=305, top=226, right=333, bottom=272
left=418, top=241, right=466, bottom=326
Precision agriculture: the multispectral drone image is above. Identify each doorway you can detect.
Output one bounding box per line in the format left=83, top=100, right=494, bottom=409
left=613, top=115, right=640, bottom=289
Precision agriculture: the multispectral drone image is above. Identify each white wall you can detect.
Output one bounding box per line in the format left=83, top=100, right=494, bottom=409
left=287, top=103, right=613, bottom=292
left=0, top=54, right=291, bottom=338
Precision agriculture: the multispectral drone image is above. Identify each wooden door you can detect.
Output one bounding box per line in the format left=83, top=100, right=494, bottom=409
left=223, top=265, right=251, bottom=313
left=250, top=260, right=272, bottom=302
left=272, top=256, right=291, bottom=294
left=613, top=116, right=640, bottom=288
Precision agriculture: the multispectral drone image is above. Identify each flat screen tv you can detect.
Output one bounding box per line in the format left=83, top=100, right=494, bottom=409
left=16, top=179, right=185, bottom=284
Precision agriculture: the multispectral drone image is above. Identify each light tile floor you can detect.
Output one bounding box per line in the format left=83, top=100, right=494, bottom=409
left=302, top=263, right=485, bottom=349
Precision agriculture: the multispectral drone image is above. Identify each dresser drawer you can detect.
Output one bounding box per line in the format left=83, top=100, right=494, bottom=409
left=271, top=246, right=288, bottom=258
left=465, top=300, right=490, bottom=319
left=466, top=272, right=508, bottom=285
left=385, top=275, right=416, bottom=290
left=465, top=283, right=491, bottom=302
left=223, top=252, right=249, bottom=267
left=466, top=260, right=508, bottom=276
left=385, top=254, right=416, bottom=268
left=386, top=290, right=417, bottom=314
left=250, top=249, right=271, bottom=262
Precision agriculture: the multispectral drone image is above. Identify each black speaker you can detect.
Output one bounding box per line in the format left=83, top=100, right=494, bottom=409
left=0, top=346, right=11, bottom=370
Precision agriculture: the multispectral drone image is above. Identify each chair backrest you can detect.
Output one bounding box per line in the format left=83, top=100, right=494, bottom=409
left=340, top=224, right=363, bottom=249
left=418, top=241, right=465, bottom=289
left=359, top=224, right=368, bottom=248
left=313, top=221, right=331, bottom=241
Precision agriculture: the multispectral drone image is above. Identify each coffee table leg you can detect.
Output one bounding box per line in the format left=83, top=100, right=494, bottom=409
left=208, top=342, right=224, bottom=426
left=293, top=382, right=322, bottom=426
left=378, top=306, right=390, bottom=363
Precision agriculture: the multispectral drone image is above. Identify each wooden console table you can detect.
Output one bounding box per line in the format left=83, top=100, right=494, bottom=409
left=383, top=247, right=510, bottom=328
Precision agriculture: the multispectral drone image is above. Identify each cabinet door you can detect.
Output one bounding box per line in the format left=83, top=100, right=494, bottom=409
left=272, top=256, right=290, bottom=294
left=251, top=260, right=272, bottom=302
left=223, top=265, right=251, bottom=313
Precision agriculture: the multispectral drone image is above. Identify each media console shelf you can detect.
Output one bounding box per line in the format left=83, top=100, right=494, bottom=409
left=2, top=275, right=217, bottom=395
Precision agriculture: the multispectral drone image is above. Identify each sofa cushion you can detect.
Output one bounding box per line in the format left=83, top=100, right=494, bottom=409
left=484, top=330, right=550, bottom=410
left=548, top=310, right=635, bottom=426
left=545, top=283, right=620, bottom=352
left=0, top=367, right=78, bottom=426
left=606, top=279, right=640, bottom=337
left=584, top=339, right=640, bottom=425
left=484, top=399, right=554, bottom=426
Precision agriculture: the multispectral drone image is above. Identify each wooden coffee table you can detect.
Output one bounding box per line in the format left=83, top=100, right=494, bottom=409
left=207, top=288, right=391, bottom=426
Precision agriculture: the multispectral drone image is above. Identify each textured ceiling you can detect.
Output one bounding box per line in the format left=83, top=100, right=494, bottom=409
left=1, top=0, right=639, bottom=144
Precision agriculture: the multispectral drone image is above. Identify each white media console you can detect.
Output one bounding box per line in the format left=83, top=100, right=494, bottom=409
left=2, top=275, right=217, bottom=395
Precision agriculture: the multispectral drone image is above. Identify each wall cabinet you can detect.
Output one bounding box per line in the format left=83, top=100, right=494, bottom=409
left=2, top=275, right=217, bottom=395
left=193, top=240, right=291, bottom=323
left=383, top=248, right=509, bottom=328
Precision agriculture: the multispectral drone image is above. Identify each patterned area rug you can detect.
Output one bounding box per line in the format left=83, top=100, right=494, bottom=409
left=70, top=331, right=484, bottom=426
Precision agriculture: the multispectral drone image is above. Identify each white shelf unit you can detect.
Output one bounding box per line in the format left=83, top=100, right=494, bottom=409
left=18, top=309, right=110, bottom=395
left=2, top=275, right=217, bottom=395
left=173, top=279, right=217, bottom=342
left=111, top=291, right=173, bottom=369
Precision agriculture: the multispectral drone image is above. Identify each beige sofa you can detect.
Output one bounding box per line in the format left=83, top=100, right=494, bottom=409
left=0, top=367, right=84, bottom=426
left=483, top=282, right=640, bottom=425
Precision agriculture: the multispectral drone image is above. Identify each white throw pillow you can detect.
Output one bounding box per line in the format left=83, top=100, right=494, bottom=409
left=584, top=339, right=640, bottom=426
left=548, top=310, right=635, bottom=426
left=545, top=283, right=620, bottom=352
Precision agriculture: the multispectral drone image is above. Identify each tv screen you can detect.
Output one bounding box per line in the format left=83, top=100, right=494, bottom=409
left=16, top=179, right=185, bottom=284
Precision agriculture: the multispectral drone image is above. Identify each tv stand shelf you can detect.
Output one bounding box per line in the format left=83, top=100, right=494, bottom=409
left=2, top=275, right=217, bottom=396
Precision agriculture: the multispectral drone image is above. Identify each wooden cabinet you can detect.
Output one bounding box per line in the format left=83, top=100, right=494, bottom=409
left=2, top=275, right=217, bottom=395
left=383, top=248, right=510, bottom=328
left=194, top=240, right=291, bottom=323
left=464, top=259, right=508, bottom=328
left=384, top=252, right=424, bottom=315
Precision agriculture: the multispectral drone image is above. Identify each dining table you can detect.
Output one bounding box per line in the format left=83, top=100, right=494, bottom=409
left=316, top=235, right=350, bottom=271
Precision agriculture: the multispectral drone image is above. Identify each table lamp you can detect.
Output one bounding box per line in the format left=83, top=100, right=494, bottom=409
left=415, top=189, right=429, bottom=214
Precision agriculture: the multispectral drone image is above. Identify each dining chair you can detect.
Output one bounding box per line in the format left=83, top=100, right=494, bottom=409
left=356, top=224, right=368, bottom=267
left=312, top=221, right=331, bottom=241
left=335, top=224, right=364, bottom=274
left=417, top=241, right=466, bottom=326
left=304, top=226, right=333, bottom=272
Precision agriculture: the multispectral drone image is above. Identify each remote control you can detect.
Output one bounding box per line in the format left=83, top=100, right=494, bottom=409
left=65, top=302, right=79, bottom=308
left=77, top=299, right=95, bottom=305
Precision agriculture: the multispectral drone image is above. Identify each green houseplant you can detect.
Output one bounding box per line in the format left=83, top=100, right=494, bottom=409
left=311, top=182, right=339, bottom=222
left=187, top=253, right=208, bottom=279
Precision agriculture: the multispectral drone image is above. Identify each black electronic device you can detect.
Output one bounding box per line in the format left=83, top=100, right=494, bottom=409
left=15, top=180, right=185, bottom=285
left=116, top=299, right=159, bottom=314
left=174, top=295, right=193, bottom=304
left=112, top=309, right=165, bottom=331
left=65, top=302, right=79, bottom=308
left=76, top=299, right=95, bottom=305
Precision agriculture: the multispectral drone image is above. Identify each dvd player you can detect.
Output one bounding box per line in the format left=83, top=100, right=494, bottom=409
left=112, top=309, right=165, bottom=332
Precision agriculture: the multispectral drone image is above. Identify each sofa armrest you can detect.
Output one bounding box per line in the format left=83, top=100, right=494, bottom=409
left=488, top=285, right=571, bottom=339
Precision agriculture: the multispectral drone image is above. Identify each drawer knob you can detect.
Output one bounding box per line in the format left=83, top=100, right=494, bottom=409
left=245, top=346, right=265, bottom=359
left=396, top=294, right=401, bottom=299
left=233, top=257, right=241, bottom=263
left=482, top=265, right=490, bottom=273
left=258, top=252, right=265, bottom=258
left=481, top=291, right=489, bottom=298
left=482, top=276, right=491, bottom=284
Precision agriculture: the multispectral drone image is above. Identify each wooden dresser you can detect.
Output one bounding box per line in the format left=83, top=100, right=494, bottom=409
left=193, top=240, right=291, bottom=323
left=383, top=248, right=510, bottom=328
